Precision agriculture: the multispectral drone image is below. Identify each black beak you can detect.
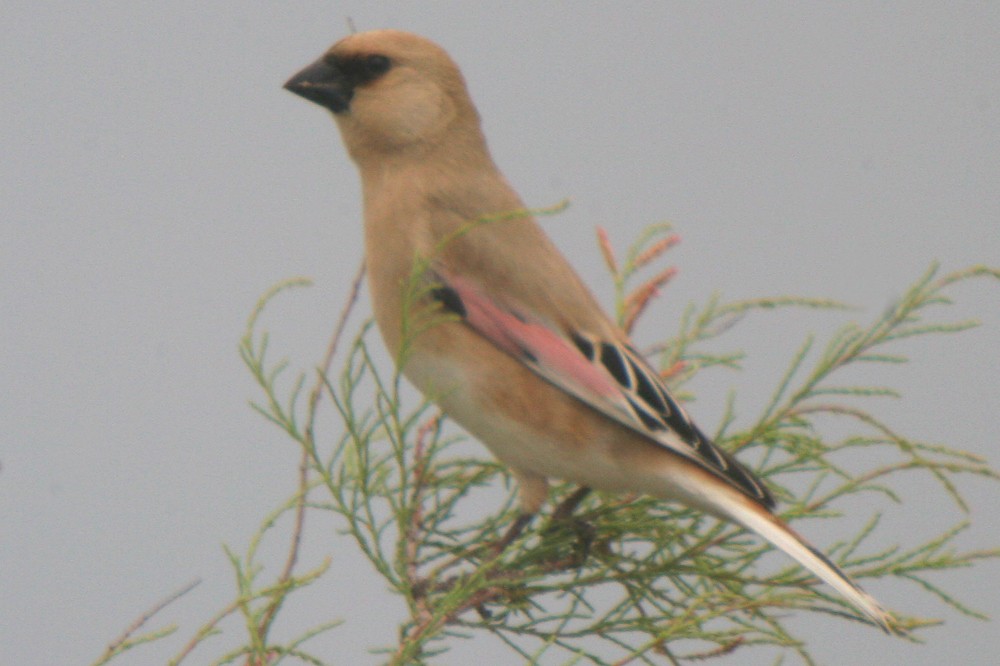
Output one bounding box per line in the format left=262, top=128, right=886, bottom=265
left=284, top=58, right=353, bottom=113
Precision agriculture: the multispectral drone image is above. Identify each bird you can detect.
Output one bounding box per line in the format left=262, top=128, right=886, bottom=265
left=284, top=29, right=896, bottom=632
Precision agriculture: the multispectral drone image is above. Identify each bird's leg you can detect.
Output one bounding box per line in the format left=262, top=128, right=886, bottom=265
left=551, top=486, right=592, bottom=522
left=546, top=486, right=595, bottom=565
left=489, top=512, right=535, bottom=555
left=484, top=469, right=547, bottom=555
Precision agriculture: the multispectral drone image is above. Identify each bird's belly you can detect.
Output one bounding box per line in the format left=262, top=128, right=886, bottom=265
left=402, top=345, right=669, bottom=496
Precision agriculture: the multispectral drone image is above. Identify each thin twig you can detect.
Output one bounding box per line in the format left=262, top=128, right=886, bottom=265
left=310, top=260, right=368, bottom=421
left=254, top=260, right=367, bottom=641
left=406, top=414, right=440, bottom=623
left=172, top=596, right=245, bottom=664
left=96, top=578, right=201, bottom=664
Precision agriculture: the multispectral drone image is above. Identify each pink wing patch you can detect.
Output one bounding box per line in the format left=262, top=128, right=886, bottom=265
left=431, top=269, right=774, bottom=507
left=452, top=278, right=621, bottom=401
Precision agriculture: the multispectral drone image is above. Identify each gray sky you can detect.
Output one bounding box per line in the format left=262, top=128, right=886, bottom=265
left=4, top=3, right=999, bottom=665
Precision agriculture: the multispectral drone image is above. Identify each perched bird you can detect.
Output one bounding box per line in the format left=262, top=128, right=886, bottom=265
left=284, top=29, right=895, bottom=631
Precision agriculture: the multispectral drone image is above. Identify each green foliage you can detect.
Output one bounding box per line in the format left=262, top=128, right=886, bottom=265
left=97, top=226, right=1000, bottom=665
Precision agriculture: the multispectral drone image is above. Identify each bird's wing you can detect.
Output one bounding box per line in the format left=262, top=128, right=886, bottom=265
left=430, top=268, right=776, bottom=509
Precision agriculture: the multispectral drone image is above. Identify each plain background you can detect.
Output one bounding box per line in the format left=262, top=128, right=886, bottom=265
left=3, top=3, right=999, bottom=664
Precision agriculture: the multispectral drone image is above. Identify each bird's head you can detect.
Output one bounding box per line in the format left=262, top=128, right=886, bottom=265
left=284, top=30, right=482, bottom=161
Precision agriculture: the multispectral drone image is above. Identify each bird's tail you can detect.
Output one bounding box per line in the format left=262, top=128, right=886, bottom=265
left=726, top=499, right=898, bottom=634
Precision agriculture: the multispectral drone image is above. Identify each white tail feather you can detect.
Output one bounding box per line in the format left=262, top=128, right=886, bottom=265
left=725, top=499, right=896, bottom=633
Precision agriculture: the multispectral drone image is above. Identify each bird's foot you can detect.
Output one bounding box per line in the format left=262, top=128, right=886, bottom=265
left=487, top=512, right=535, bottom=556
left=545, top=486, right=596, bottom=566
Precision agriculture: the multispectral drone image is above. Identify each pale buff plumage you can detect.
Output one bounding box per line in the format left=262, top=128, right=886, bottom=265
left=284, top=29, right=897, bottom=632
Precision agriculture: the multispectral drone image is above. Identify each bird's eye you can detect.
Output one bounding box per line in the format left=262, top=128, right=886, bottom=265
left=331, top=53, right=392, bottom=89
left=364, top=54, right=391, bottom=77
